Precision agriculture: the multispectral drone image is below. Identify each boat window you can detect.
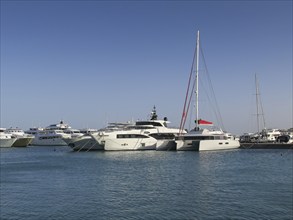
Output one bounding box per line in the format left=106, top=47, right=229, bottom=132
left=117, top=134, right=149, bottom=139
left=149, top=133, right=175, bottom=140
left=136, top=121, right=163, bottom=127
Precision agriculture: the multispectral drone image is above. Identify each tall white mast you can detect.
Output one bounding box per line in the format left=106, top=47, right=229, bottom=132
left=195, top=30, right=200, bottom=128
left=255, top=74, right=260, bottom=134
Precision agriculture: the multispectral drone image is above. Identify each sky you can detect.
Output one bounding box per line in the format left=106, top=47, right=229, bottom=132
left=1, top=0, right=292, bottom=135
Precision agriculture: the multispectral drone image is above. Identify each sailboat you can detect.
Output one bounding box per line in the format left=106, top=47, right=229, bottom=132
left=239, top=75, right=293, bottom=149
left=176, top=31, right=240, bottom=151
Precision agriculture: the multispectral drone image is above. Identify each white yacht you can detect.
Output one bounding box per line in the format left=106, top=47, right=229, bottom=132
left=90, top=122, right=135, bottom=150
left=25, top=121, right=71, bottom=146
left=134, top=106, right=185, bottom=151
left=176, top=125, right=240, bottom=151
left=176, top=31, right=240, bottom=151
left=103, top=127, right=158, bottom=151
left=0, top=128, right=17, bottom=148
left=5, top=127, right=34, bottom=147
left=91, top=108, right=184, bottom=151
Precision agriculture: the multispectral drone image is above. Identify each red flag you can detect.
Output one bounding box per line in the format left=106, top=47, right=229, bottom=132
left=195, top=119, right=213, bottom=125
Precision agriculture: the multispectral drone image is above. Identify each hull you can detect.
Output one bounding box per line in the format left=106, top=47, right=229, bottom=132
left=199, top=140, right=240, bottom=151
left=0, top=138, right=17, bottom=148
left=104, top=138, right=157, bottom=151
left=12, top=137, right=34, bottom=147
left=30, top=137, right=67, bottom=146
left=64, top=136, right=104, bottom=151
left=156, top=140, right=176, bottom=151
left=176, top=139, right=240, bottom=151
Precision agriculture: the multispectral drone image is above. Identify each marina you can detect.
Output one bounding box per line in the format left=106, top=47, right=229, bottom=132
left=1, top=1, right=292, bottom=219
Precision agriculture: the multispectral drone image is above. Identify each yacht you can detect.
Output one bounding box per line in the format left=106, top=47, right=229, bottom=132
left=103, top=127, right=158, bottom=151
left=176, top=125, right=240, bottom=151
left=25, top=121, right=71, bottom=146
left=5, top=127, right=34, bottom=147
left=90, top=122, right=135, bottom=150
left=175, top=31, right=240, bottom=151
left=93, top=107, right=184, bottom=151
left=134, top=106, right=185, bottom=151
left=0, top=128, right=17, bottom=148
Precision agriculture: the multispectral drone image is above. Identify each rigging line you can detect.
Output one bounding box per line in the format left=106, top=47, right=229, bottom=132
left=199, top=46, right=225, bottom=130
left=183, top=72, right=197, bottom=131
left=179, top=42, right=197, bottom=134
left=198, top=74, right=220, bottom=123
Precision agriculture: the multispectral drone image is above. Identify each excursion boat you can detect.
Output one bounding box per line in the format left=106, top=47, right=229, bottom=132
left=0, top=128, right=17, bottom=148
left=175, top=31, right=240, bottom=151
left=5, top=127, right=34, bottom=147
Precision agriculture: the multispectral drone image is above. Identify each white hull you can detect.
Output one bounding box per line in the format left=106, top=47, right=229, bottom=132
left=199, top=139, right=240, bottom=151
left=0, top=138, right=17, bottom=148
left=176, top=139, right=240, bottom=151
left=104, top=138, right=157, bottom=151
left=30, top=137, right=67, bottom=146
left=64, top=136, right=104, bottom=151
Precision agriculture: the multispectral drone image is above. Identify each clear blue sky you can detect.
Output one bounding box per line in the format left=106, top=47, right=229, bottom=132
left=1, top=0, right=292, bottom=135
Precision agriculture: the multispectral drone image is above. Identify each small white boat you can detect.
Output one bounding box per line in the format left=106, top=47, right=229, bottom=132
left=0, top=128, right=17, bottom=148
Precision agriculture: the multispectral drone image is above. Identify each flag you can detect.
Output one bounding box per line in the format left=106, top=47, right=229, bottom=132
left=195, top=119, right=213, bottom=125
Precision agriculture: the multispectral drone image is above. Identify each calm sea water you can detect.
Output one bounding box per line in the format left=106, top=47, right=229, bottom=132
left=1, top=147, right=292, bottom=220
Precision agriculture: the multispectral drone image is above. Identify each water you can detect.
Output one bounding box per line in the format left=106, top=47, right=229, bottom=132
left=1, top=147, right=292, bottom=220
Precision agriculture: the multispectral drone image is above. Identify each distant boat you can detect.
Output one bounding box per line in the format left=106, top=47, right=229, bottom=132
left=0, top=128, right=17, bottom=148
left=239, top=75, right=293, bottom=149
left=25, top=121, right=71, bottom=146
left=175, top=31, right=240, bottom=151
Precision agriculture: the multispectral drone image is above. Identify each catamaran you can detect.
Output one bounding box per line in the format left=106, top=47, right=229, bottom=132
left=176, top=31, right=240, bottom=151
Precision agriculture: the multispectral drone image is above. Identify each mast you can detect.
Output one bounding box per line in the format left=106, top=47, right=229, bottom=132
left=255, top=74, right=260, bottom=135
left=195, top=30, right=200, bottom=129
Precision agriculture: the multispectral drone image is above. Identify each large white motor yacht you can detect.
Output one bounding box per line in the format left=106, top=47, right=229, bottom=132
left=0, top=128, right=17, bottom=148
left=25, top=121, right=71, bottom=146
left=90, top=122, right=134, bottom=150
left=103, top=127, right=158, bottom=151
left=91, top=107, right=184, bottom=151
left=134, top=106, right=186, bottom=151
